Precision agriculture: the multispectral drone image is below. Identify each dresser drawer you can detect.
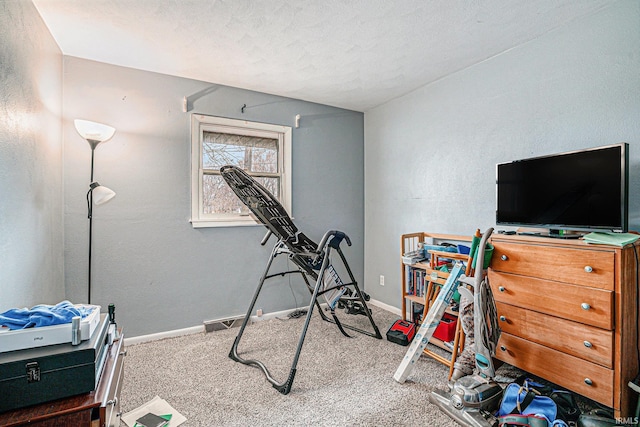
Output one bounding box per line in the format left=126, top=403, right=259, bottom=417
left=491, top=242, right=615, bottom=290
left=495, top=302, right=613, bottom=368
left=496, top=333, right=613, bottom=407
left=489, top=270, right=613, bottom=329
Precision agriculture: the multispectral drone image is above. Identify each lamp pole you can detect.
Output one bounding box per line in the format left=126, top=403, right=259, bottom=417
left=75, top=119, right=116, bottom=306
left=87, top=141, right=98, bottom=304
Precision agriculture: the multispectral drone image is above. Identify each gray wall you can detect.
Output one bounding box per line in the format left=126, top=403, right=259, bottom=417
left=364, top=0, right=640, bottom=308
left=0, top=1, right=64, bottom=311
left=62, top=58, right=365, bottom=337
left=3, top=0, right=638, bottom=339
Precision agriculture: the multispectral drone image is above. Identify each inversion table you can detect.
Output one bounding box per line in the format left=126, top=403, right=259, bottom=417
left=220, top=165, right=382, bottom=394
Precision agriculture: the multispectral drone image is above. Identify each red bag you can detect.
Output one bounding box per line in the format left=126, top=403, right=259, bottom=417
left=386, top=320, right=416, bottom=346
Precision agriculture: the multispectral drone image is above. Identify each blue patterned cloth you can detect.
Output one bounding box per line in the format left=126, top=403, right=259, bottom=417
left=0, top=301, right=93, bottom=330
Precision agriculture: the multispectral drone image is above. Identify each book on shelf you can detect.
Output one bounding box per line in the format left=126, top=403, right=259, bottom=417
left=405, top=265, right=413, bottom=295
left=406, top=265, right=427, bottom=297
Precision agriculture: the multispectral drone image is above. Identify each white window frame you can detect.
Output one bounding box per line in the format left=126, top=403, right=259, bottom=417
left=190, top=114, right=292, bottom=228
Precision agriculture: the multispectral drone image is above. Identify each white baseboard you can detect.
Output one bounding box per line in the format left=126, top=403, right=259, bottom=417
left=249, top=306, right=311, bottom=322
left=124, top=300, right=399, bottom=346
left=124, top=324, right=204, bottom=346
left=124, top=306, right=313, bottom=346
left=368, top=298, right=401, bottom=316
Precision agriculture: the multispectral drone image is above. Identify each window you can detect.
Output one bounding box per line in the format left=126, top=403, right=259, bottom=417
left=190, top=114, right=292, bottom=227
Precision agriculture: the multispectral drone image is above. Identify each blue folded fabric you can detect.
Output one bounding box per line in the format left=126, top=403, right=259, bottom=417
left=0, top=301, right=93, bottom=330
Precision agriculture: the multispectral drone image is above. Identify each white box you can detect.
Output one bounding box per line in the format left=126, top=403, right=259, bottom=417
left=0, top=305, right=101, bottom=353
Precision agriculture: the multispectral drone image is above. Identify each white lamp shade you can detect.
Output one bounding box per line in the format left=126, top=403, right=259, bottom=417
left=74, top=119, right=116, bottom=143
left=92, top=185, right=116, bottom=205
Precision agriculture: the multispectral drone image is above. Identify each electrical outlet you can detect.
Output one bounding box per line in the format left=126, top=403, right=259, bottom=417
left=379, top=275, right=385, bottom=286
left=256, top=308, right=263, bottom=317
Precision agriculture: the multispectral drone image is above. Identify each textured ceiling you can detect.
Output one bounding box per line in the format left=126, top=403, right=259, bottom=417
left=32, top=0, right=617, bottom=112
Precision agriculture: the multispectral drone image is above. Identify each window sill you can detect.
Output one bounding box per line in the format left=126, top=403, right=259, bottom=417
left=190, top=218, right=260, bottom=228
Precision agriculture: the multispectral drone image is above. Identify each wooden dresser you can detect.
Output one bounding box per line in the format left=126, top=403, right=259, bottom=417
left=0, top=332, right=125, bottom=427
left=488, top=234, right=639, bottom=417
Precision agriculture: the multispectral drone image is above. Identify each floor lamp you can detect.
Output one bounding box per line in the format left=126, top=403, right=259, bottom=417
left=74, top=119, right=116, bottom=305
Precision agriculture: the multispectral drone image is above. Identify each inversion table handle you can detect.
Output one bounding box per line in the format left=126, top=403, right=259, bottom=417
left=317, top=230, right=351, bottom=252
left=261, top=230, right=273, bottom=246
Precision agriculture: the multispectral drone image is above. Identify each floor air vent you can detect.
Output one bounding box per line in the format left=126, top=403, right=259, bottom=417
left=204, top=316, right=243, bottom=333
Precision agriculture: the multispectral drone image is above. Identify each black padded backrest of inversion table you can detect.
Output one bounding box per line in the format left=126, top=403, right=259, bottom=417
left=220, top=164, right=319, bottom=258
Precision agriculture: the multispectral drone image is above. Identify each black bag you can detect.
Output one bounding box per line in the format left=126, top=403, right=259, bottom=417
left=386, top=320, right=416, bottom=346
left=578, top=408, right=618, bottom=427
left=549, top=389, right=580, bottom=424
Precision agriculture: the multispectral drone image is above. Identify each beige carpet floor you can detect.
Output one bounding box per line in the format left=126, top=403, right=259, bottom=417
left=119, top=305, right=520, bottom=426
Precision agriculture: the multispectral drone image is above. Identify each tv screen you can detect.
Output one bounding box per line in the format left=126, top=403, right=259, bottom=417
left=496, top=143, right=629, bottom=234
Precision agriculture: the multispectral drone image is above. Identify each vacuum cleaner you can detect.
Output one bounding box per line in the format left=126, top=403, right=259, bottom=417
left=428, top=228, right=503, bottom=427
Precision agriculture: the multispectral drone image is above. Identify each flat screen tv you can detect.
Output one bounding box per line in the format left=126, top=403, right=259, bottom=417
left=496, top=143, right=629, bottom=236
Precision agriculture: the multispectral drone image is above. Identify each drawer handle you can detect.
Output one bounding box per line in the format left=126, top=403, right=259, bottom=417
left=499, top=316, right=507, bottom=322
left=498, top=286, right=506, bottom=293
left=500, top=345, right=507, bottom=352
left=500, top=255, right=508, bottom=261
left=106, top=397, right=118, bottom=406
left=584, top=378, right=593, bottom=386
left=584, top=266, right=593, bottom=273
left=581, top=303, right=591, bottom=311
left=584, top=341, right=593, bottom=348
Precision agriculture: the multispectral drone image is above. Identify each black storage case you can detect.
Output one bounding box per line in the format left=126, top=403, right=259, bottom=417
left=0, top=313, right=109, bottom=413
